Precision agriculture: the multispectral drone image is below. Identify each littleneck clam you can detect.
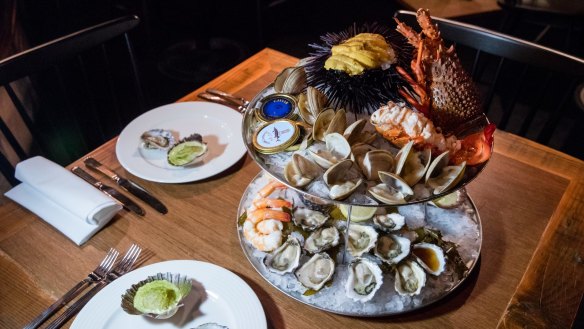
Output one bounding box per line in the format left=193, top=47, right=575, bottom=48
left=121, top=272, right=192, bottom=319
left=359, top=150, right=395, bottom=181
left=308, top=132, right=352, bottom=169
left=323, top=159, right=363, bottom=200
left=284, top=153, right=321, bottom=188
left=167, top=133, right=208, bottom=166
left=295, top=252, right=335, bottom=291
left=368, top=171, right=414, bottom=205
left=345, top=257, right=383, bottom=302
left=141, top=129, right=176, bottom=150
left=264, top=236, right=302, bottom=275
left=298, top=86, right=327, bottom=125
left=274, top=66, right=307, bottom=94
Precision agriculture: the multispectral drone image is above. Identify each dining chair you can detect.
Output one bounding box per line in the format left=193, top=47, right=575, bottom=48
left=0, top=15, right=145, bottom=187
left=393, top=10, right=584, bottom=159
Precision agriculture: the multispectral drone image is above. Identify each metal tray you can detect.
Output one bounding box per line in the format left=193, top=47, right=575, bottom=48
left=236, top=171, right=482, bottom=316
left=241, top=84, right=492, bottom=207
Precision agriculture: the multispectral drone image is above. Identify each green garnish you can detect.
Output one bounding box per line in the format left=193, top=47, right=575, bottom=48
left=133, top=280, right=181, bottom=314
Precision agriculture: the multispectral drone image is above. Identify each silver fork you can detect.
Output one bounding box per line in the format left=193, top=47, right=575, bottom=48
left=23, top=248, right=119, bottom=329
left=44, top=244, right=142, bottom=329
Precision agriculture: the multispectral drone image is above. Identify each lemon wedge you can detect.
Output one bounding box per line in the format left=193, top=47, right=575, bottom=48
left=338, top=204, right=377, bottom=222
left=430, top=190, right=463, bottom=209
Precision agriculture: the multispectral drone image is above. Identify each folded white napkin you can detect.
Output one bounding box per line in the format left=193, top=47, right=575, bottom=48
left=4, top=156, right=122, bottom=245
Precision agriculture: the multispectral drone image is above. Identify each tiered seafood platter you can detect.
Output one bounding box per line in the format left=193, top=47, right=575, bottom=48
left=237, top=9, right=492, bottom=315
left=236, top=172, right=481, bottom=316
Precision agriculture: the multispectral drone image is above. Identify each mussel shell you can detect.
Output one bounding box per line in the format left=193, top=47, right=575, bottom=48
left=121, top=272, right=192, bottom=319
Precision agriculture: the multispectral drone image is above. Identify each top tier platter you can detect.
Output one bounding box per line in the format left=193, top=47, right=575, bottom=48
left=241, top=83, right=491, bottom=207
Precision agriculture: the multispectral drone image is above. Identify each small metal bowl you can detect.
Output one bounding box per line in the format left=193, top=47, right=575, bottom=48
left=121, top=272, right=192, bottom=319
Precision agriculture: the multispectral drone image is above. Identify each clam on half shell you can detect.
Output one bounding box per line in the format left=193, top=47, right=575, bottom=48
left=308, top=132, right=352, bottom=169
left=359, top=150, right=394, bottom=181
left=394, top=141, right=432, bottom=186
left=298, top=86, right=327, bottom=125
left=284, top=153, right=321, bottom=188
left=368, top=171, right=414, bottom=205
left=312, top=108, right=347, bottom=142
left=323, top=159, right=363, bottom=200
left=274, top=66, right=307, bottom=94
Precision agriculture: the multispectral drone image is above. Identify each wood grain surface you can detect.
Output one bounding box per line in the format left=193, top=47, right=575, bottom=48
left=0, top=49, right=582, bottom=329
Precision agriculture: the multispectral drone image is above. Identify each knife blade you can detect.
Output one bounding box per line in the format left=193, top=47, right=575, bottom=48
left=71, top=166, right=145, bottom=216
left=83, top=157, right=168, bottom=214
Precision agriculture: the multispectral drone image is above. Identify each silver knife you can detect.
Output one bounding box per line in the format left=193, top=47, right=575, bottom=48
left=83, top=157, right=168, bottom=214
left=71, top=166, right=145, bottom=216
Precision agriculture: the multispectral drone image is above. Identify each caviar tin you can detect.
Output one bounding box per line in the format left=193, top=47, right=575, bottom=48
left=252, top=119, right=300, bottom=154
left=255, top=93, right=297, bottom=122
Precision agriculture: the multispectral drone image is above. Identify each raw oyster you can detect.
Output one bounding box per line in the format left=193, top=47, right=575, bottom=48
left=121, top=272, right=192, bottom=319
left=141, top=129, right=175, bottom=150
left=345, top=257, right=383, bottom=302
left=264, top=236, right=301, bottom=275
left=284, top=153, right=321, bottom=187
left=374, top=234, right=410, bottom=265
left=274, top=66, right=307, bottom=94
left=295, top=252, right=335, bottom=291
left=347, top=224, right=378, bottom=257
left=293, top=208, right=329, bottom=231
left=323, top=159, right=363, bottom=200
left=308, top=132, right=351, bottom=169
left=304, top=226, right=340, bottom=254
left=167, top=133, right=208, bottom=166
left=394, top=260, right=426, bottom=296
left=412, top=243, right=446, bottom=276
left=298, top=86, right=327, bottom=125
left=373, top=212, right=405, bottom=232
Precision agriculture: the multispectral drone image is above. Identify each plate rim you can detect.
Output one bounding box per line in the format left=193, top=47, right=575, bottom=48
left=71, top=259, right=267, bottom=329
left=116, top=101, right=246, bottom=183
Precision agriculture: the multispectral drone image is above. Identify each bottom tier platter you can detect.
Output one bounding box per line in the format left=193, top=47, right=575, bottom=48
left=237, top=171, right=481, bottom=316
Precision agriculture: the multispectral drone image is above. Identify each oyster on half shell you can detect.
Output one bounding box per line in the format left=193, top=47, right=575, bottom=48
left=374, top=234, right=410, bottom=265
left=141, top=129, right=176, bottom=150
left=412, top=243, right=446, bottom=276
left=394, top=260, right=426, bottom=296
left=373, top=212, right=405, bottom=232
left=167, top=133, right=208, bottom=167
left=293, top=208, right=329, bottom=231
left=264, top=236, right=302, bottom=275
left=295, top=252, right=335, bottom=291
left=304, top=226, right=340, bottom=254
left=347, top=224, right=378, bottom=257
left=345, top=257, right=383, bottom=303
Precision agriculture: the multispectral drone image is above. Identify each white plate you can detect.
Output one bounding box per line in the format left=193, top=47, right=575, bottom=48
left=71, top=260, right=266, bottom=329
left=116, top=102, right=246, bottom=183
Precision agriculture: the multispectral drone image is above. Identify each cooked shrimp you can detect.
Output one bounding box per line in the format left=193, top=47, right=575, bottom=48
left=252, top=198, right=292, bottom=210
left=243, top=219, right=283, bottom=252
left=258, top=180, right=286, bottom=198
left=247, top=208, right=291, bottom=223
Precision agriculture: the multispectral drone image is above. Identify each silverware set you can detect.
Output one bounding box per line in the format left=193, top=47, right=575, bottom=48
left=72, top=157, right=168, bottom=215
left=24, top=244, right=142, bottom=329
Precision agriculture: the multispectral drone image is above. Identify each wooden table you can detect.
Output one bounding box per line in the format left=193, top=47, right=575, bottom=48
left=0, top=48, right=582, bottom=329
left=397, top=0, right=500, bottom=18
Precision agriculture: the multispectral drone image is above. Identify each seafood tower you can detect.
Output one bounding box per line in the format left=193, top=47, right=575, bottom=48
left=237, top=8, right=489, bottom=316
